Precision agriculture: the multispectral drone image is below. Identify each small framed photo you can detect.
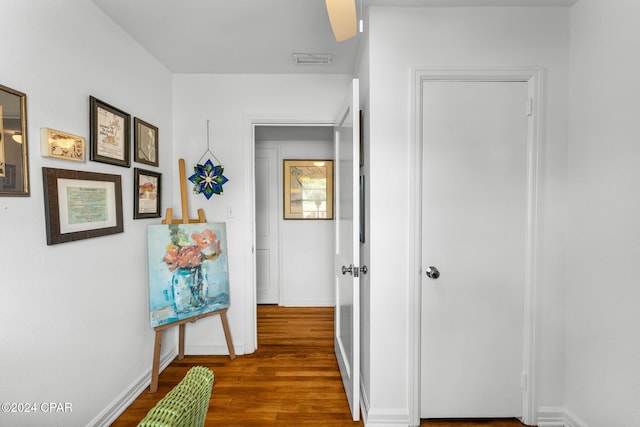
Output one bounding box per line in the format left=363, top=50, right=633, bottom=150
left=134, top=167, right=161, bottom=219
left=134, top=117, right=158, bottom=167
left=42, top=167, right=123, bottom=245
left=283, top=159, right=334, bottom=220
left=40, top=127, right=85, bottom=162
left=89, top=96, right=131, bottom=167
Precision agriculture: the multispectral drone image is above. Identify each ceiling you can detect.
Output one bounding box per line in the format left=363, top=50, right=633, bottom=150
left=91, top=0, right=577, bottom=75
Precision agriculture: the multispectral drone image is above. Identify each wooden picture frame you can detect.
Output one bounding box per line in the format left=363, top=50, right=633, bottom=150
left=40, top=127, right=85, bottom=162
left=134, top=167, right=161, bottom=219
left=283, top=159, right=333, bottom=220
left=0, top=84, right=29, bottom=196
left=134, top=117, right=159, bottom=167
left=42, top=167, right=123, bottom=245
left=89, top=96, right=131, bottom=167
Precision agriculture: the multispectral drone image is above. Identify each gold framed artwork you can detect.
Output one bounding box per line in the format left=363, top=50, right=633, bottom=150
left=42, top=167, right=123, bottom=245
left=0, top=83, right=29, bottom=196
left=40, top=127, right=85, bottom=161
left=89, top=96, right=131, bottom=167
left=283, top=159, right=333, bottom=220
left=134, top=117, right=158, bottom=167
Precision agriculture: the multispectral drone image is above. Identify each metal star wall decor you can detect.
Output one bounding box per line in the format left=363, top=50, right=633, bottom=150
left=188, top=120, right=228, bottom=199
left=189, top=159, right=228, bottom=199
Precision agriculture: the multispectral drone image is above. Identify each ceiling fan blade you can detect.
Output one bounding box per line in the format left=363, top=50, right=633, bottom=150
left=325, top=0, right=357, bottom=42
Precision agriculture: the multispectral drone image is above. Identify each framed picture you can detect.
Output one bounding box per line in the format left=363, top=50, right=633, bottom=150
left=134, top=167, right=161, bottom=219
left=0, top=84, right=29, bottom=196
left=283, top=159, right=334, bottom=220
left=40, top=127, right=85, bottom=162
left=42, top=167, right=123, bottom=245
left=134, top=117, right=158, bottom=167
left=89, top=96, right=131, bottom=167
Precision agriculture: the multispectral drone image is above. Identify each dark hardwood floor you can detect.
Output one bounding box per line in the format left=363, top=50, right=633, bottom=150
left=111, top=305, right=525, bottom=427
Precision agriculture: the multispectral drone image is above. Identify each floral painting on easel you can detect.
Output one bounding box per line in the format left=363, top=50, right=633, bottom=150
left=147, top=222, right=230, bottom=327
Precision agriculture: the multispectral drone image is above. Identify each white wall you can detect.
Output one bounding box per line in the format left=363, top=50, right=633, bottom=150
left=364, top=7, right=570, bottom=424
left=256, top=133, right=335, bottom=306
left=0, top=1, right=174, bottom=426
left=171, top=74, right=351, bottom=355
left=566, top=1, right=640, bottom=426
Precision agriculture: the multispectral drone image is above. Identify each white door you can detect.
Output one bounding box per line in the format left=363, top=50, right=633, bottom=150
left=255, top=146, right=280, bottom=304
left=420, top=80, right=528, bottom=418
left=334, top=79, right=360, bottom=421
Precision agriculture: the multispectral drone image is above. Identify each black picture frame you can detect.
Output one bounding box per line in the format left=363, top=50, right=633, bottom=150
left=42, top=167, right=123, bottom=245
left=134, top=167, right=161, bottom=219
left=89, top=96, right=131, bottom=167
left=134, top=117, right=159, bottom=167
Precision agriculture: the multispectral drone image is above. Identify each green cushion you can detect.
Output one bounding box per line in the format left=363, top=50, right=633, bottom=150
left=138, top=366, right=214, bottom=427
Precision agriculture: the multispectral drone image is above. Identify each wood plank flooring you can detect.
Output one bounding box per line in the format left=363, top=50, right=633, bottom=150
left=111, top=305, right=526, bottom=427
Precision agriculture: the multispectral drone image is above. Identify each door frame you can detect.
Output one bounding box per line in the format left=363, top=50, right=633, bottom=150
left=408, top=68, right=543, bottom=426
left=247, top=118, right=335, bottom=350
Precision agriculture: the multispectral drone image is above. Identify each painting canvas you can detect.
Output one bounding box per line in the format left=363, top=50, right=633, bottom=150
left=147, top=222, right=230, bottom=328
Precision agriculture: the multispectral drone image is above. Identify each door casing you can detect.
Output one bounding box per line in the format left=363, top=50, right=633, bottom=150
left=248, top=120, right=335, bottom=353
left=409, top=68, right=543, bottom=426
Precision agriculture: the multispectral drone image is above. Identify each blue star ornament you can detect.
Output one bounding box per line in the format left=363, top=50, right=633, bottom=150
left=188, top=159, right=229, bottom=199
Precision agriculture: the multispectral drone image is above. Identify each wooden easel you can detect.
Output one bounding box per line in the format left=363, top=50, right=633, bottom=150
left=150, top=158, right=236, bottom=393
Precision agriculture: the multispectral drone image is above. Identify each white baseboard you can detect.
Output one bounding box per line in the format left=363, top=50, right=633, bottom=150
left=88, top=348, right=176, bottom=427
left=279, top=299, right=335, bottom=307
left=359, top=375, right=410, bottom=427
left=564, top=409, right=590, bottom=427
left=184, top=342, right=244, bottom=355
left=362, top=407, right=411, bottom=427
left=537, top=406, right=589, bottom=427
left=537, top=407, right=567, bottom=427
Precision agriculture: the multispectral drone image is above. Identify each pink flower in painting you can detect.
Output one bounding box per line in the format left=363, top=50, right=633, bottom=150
left=191, top=229, right=220, bottom=260
left=163, top=226, right=222, bottom=271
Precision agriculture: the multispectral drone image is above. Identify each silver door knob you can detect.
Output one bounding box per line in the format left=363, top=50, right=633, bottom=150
left=342, top=265, right=353, bottom=275
left=425, top=266, right=440, bottom=279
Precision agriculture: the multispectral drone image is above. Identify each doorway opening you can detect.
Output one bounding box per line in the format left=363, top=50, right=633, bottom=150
left=253, top=125, right=336, bottom=307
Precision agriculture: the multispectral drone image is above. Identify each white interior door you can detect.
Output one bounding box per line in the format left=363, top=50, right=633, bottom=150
left=255, top=146, right=279, bottom=304
left=420, top=80, right=528, bottom=418
left=334, top=79, right=360, bottom=421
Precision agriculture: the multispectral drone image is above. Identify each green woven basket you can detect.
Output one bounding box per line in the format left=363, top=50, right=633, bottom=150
left=138, top=366, right=214, bottom=427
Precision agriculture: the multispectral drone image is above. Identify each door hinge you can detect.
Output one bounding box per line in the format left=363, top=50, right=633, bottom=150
left=521, top=372, right=527, bottom=390
left=526, top=97, right=533, bottom=117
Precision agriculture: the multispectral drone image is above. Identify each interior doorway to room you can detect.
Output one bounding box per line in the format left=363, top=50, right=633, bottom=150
left=253, top=125, right=336, bottom=307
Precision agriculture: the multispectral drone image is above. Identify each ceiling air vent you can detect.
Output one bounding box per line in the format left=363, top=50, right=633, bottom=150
left=292, top=53, right=333, bottom=65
